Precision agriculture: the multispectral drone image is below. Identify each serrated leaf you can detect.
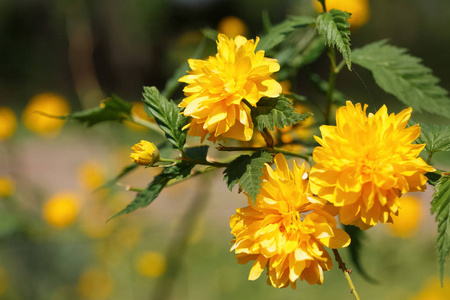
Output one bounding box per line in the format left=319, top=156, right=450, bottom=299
left=416, top=123, right=450, bottom=156
left=352, top=40, right=450, bottom=117
left=95, top=163, right=139, bottom=191
left=316, top=9, right=352, bottom=70
left=110, top=163, right=194, bottom=220
left=251, top=96, right=312, bottom=131
left=55, top=95, right=132, bottom=127
left=431, top=175, right=450, bottom=285
left=142, top=86, right=188, bottom=151
left=256, top=16, right=316, bottom=52
left=185, top=146, right=209, bottom=161
left=344, top=225, right=377, bottom=283
left=223, top=151, right=273, bottom=203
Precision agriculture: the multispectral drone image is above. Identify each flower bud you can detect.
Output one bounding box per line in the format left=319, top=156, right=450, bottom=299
left=130, top=140, right=159, bottom=165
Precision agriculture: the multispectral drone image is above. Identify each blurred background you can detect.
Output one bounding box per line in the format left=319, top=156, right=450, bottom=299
left=1, top=0, right=450, bottom=299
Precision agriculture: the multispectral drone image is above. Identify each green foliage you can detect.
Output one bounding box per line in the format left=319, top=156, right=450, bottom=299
left=251, top=96, right=312, bottom=131
left=316, top=9, right=352, bottom=70
left=142, top=86, right=188, bottom=151
left=223, top=151, right=273, bottom=203
left=352, top=40, right=450, bottom=117
left=110, top=163, right=194, bottom=220
left=344, top=225, right=377, bottom=283
left=96, top=164, right=139, bottom=191
left=309, top=73, right=347, bottom=105
left=57, top=95, right=132, bottom=127
left=431, top=175, right=450, bottom=285
left=416, top=123, right=450, bottom=158
left=185, top=146, right=209, bottom=161
left=256, top=16, right=316, bottom=52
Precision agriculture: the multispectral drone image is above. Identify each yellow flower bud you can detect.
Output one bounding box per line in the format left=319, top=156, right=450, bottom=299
left=77, top=268, right=114, bottom=299
left=0, top=107, right=17, bottom=141
left=130, top=140, right=159, bottom=165
left=43, top=192, right=79, bottom=228
left=217, top=16, right=248, bottom=38
left=135, top=251, right=167, bottom=278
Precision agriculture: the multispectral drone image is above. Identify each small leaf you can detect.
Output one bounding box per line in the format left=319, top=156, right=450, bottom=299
left=110, top=163, right=194, bottom=220
left=256, top=16, right=316, bottom=52
left=316, top=9, right=352, bottom=70
left=416, top=123, right=450, bottom=157
left=56, top=95, right=132, bottom=127
left=352, top=40, right=450, bottom=117
left=344, top=225, right=378, bottom=283
left=95, top=164, right=139, bottom=191
left=251, top=96, right=312, bottom=131
left=223, top=151, right=273, bottom=203
left=185, top=146, right=209, bottom=161
left=142, top=86, right=188, bottom=151
left=431, top=175, right=450, bottom=285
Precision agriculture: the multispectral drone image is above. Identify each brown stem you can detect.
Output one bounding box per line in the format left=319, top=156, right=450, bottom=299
left=261, top=128, right=275, bottom=148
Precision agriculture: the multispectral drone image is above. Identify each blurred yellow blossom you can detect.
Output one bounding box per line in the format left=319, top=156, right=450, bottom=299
left=0, top=107, right=17, bottom=140
left=387, top=195, right=422, bottom=238
left=78, top=268, right=114, bottom=300
left=179, top=34, right=282, bottom=142
left=43, top=192, right=79, bottom=228
left=130, top=140, right=159, bottom=165
left=217, top=16, right=248, bottom=38
left=0, top=177, right=15, bottom=198
left=135, top=251, right=167, bottom=278
left=279, top=80, right=292, bottom=94
left=410, top=277, right=450, bottom=300
left=313, top=0, right=370, bottom=28
left=22, top=92, right=70, bottom=137
left=77, top=160, right=106, bottom=191
left=125, top=101, right=155, bottom=131
left=0, top=266, right=8, bottom=297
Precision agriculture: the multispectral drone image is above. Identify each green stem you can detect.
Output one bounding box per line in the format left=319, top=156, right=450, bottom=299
left=216, top=145, right=311, bottom=161
left=325, top=47, right=337, bottom=125
left=426, top=153, right=433, bottom=165
left=159, top=157, right=228, bottom=168
left=128, top=115, right=164, bottom=134
left=333, top=249, right=361, bottom=300
left=335, top=59, right=347, bottom=74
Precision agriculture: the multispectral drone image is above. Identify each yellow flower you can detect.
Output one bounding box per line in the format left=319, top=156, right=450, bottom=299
left=22, top=92, right=70, bottom=137
left=230, top=154, right=350, bottom=289
left=125, top=101, right=155, bottom=131
left=43, top=192, right=79, bottom=228
left=0, top=107, right=17, bottom=140
left=77, top=160, right=106, bottom=191
left=217, top=16, right=248, bottom=38
left=313, top=0, right=370, bottom=28
left=179, top=34, right=282, bottom=142
left=130, top=140, right=159, bottom=165
left=410, top=277, right=450, bottom=300
left=135, top=251, right=167, bottom=278
left=309, top=101, right=435, bottom=230
left=78, top=268, right=114, bottom=300
left=0, top=177, right=14, bottom=198
left=387, top=195, right=422, bottom=238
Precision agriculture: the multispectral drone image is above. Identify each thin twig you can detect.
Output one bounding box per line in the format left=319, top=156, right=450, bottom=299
left=216, top=145, right=311, bottom=161
left=333, top=249, right=361, bottom=300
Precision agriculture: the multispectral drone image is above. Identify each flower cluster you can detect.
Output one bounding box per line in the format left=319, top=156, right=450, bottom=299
left=179, top=34, right=282, bottom=142
left=230, top=154, right=350, bottom=289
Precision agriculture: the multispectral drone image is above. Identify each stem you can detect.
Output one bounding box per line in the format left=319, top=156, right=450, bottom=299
left=335, top=60, right=347, bottom=74
left=159, top=157, right=228, bottom=168
left=128, top=115, right=165, bottom=135
left=325, top=47, right=337, bottom=125
left=333, top=249, right=361, bottom=300
left=151, top=176, right=212, bottom=300
left=261, top=128, right=275, bottom=148
left=426, top=153, right=433, bottom=164
left=216, top=145, right=311, bottom=161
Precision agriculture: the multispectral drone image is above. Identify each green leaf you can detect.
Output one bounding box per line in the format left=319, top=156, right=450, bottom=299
left=416, top=123, right=450, bottom=157
left=344, top=225, right=378, bottom=283
left=352, top=40, right=450, bottom=117
left=223, top=151, right=273, bottom=203
left=56, top=95, right=132, bottom=127
left=142, top=86, right=188, bottom=151
left=251, top=96, right=312, bottom=131
left=316, top=9, right=352, bottom=70
left=185, top=146, right=209, bottom=161
left=256, top=16, right=316, bottom=52
left=95, top=164, right=139, bottom=191
left=110, top=163, right=194, bottom=220
left=431, top=175, right=450, bottom=285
